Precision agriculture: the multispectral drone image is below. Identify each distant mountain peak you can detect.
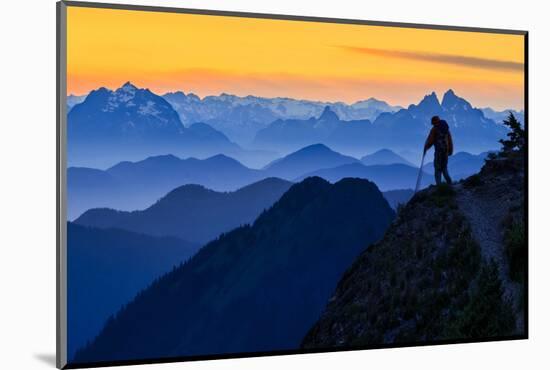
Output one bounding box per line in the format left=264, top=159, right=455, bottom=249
left=288, top=143, right=357, bottom=162
left=442, top=89, right=472, bottom=111
left=71, top=82, right=179, bottom=121
left=263, top=144, right=358, bottom=180
left=405, top=91, right=443, bottom=120
left=206, top=153, right=233, bottom=161
left=365, top=97, right=382, bottom=103
left=419, top=91, right=440, bottom=106
left=106, top=154, right=182, bottom=172
left=374, top=148, right=394, bottom=154
left=163, top=183, right=211, bottom=199
left=442, top=89, right=458, bottom=103
left=116, top=82, right=139, bottom=97
left=85, top=87, right=111, bottom=99
left=97, top=82, right=141, bottom=108
left=444, top=88, right=457, bottom=98
left=164, top=91, right=186, bottom=98
left=361, top=149, right=413, bottom=166
left=217, top=92, right=238, bottom=103
left=299, top=143, right=333, bottom=153
left=319, top=106, right=339, bottom=121
left=122, top=81, right=137, bottom=89
left=204, top=153, right=244, bottom=167
left=144, top=154, right=181, bottom=162
left=96, top=87, right=111, bottom=93
left=407, top=91, right=441, bottom=114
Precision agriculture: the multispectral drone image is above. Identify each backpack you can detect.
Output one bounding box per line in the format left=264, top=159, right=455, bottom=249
left=434, top=120, right=449, bottom=153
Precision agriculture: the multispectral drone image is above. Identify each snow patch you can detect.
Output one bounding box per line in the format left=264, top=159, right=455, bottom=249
left=138, top=101, right=160, bottom=116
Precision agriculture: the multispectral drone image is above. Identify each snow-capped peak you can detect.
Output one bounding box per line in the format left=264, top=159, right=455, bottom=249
left=121, top=81, right=138, bottom=92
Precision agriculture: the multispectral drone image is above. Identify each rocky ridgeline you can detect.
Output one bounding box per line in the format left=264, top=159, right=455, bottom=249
left=302, top=151, right=525, bottom=348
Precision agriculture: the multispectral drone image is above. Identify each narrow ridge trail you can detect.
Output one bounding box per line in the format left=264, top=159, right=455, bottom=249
left=455, top=175, right=524, bottom=332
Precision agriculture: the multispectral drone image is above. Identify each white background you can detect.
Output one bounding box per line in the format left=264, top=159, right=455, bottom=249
left=0, top=0, right=549, bottom=369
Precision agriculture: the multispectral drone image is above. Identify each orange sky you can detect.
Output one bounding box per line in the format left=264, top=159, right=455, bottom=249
left=66, top=6, right=525, bottom=110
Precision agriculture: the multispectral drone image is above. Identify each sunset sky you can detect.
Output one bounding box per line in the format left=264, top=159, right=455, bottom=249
left=66, top=6, right=525, bottom=110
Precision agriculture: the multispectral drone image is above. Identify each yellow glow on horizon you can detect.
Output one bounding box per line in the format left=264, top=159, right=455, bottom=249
left=67, top=6, right=524, bottom=110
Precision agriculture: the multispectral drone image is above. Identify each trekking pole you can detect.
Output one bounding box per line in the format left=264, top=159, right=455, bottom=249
left=414, top=151, right=426, bottom=194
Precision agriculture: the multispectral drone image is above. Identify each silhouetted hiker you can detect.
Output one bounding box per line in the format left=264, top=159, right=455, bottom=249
left=424, top=115, right=453, bottom=185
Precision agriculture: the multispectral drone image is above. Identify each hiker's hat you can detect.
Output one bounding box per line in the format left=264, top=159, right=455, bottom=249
left=431, top=116, right=441, bottom=125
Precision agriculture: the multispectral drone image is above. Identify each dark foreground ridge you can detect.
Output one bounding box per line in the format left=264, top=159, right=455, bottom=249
left=73, top=177, right=395, bottom=363
left=302, top=151, right=525, bottom=348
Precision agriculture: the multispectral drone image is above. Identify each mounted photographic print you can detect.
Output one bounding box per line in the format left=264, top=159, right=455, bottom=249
left=56, top=1, right=528, bottom=368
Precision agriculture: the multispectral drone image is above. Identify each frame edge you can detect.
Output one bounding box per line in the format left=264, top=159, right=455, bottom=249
left=57, top=1, right=68, bottom=368
left=62, top=0, right=527, bottom=35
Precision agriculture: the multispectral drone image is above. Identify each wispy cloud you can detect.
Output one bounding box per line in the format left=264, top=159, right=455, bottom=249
left=339, top=46, right=523, bottom=72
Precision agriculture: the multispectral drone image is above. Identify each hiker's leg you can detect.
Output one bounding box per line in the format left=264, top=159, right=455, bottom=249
left=435, top=168, right=442, bottom=185
left=434, top=151, right=443, bottom=185
left=443, top=166, right=452, bottom=184
left=442, top=155, right=452, bottom=184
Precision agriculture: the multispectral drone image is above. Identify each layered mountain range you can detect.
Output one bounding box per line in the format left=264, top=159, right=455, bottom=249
left=67, top=82, right=274, bottom=168
left=481, top=107, right=524, bottom=125
left=71, top=150, right=525, bottom=364
left=67, top=143, right=488, bottom=219
left=74, top=178, right=293, bottom=244
left=253, top=89, right=508, bottom=157
left=68, top=83, right=518, bottom=169
left=67, top=153, right=264, bottom=219
left=66, top=82, right=524, bottom=365
left=162, top=92, right=401, bottom=144
left=73, top=177, right=395, bottom=363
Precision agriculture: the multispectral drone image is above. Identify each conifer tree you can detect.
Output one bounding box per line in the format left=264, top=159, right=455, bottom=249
left=499, top=112, right=525, bottom=154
